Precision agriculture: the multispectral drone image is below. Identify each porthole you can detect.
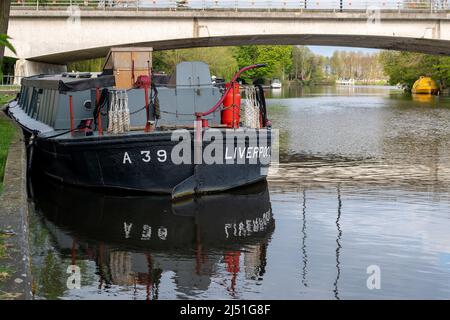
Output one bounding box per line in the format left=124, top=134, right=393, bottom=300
left=83, top=100, right=92, bottom=110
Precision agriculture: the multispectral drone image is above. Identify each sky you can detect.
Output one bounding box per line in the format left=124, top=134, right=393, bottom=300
left=308, top=46, right=380, bottom=57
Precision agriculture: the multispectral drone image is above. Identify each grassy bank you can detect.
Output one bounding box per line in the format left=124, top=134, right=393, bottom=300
left=0, top=94, right=16, bottom=193
left=0, top=94, right=13, bottom=106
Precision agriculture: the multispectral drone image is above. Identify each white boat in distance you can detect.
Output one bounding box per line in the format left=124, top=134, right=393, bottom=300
left=270, top=79, right=282, bottom=89
left=336, top=78, right=355, bottom=86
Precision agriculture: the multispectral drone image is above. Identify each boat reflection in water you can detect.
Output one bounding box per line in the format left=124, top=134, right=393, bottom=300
left=30, top=176, right=274, bottom=299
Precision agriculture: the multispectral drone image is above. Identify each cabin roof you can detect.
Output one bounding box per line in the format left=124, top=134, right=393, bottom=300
left=21, top=73, right=115, bottom=92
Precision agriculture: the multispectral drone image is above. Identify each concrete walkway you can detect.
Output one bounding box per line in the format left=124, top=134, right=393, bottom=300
left=0, top=110, right=32, bottom=300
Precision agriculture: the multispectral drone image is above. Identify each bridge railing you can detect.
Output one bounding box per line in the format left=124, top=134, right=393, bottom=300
left=10, top=0, right=450, bottom=12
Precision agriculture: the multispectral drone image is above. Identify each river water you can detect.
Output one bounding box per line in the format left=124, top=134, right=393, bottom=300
left=28, top=85, right=450, bottom=299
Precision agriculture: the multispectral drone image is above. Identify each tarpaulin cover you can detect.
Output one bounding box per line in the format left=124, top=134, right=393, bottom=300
left=21, top=74, right=115, bottom=92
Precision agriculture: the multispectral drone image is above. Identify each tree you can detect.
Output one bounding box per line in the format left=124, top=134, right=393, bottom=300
left=233, top=46, right=260, bottom=82
left=330, top=50, right=385, bottom=82
left=257, top=45, right=293, bottom=81
left=153, top=47, right=238, bottom=81
left=0, top=34, right=15, bottom=55
left=330, top=51, right=345, bottom=78
left=292, top=46, right=314, bottom=80
left=431, top=56, right=450, bottom=90
left=379, top=51, right=446, bottom=90
left=233, top=45, right=293, bottom=83
left=67, top=58, right=104, bottom=72
left=0, top=0, right=12, bottom=77
left=310, top=55, right=326, bottom=81
left=0, top=0, right=11, bottom=57
left=290, top=46, right=328, bottom=83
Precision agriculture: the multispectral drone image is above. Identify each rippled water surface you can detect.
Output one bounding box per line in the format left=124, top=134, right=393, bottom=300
left=29, top=85, right=450, bottom=299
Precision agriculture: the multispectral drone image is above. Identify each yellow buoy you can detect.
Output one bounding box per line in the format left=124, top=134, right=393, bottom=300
left=411, top=76, right=439, bottom=95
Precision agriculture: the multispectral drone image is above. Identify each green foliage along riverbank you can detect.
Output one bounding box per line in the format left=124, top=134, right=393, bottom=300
left=67, top=58, right=104, bottom=73
left=35, top=46, right=450, bottom=93
left=234, top=45, right=293, bottom=83
left=154, top=47, right=239, bottom=81
left=380, top=51, right=450, bottom=91
left=67, top=45, right=385, bottom=85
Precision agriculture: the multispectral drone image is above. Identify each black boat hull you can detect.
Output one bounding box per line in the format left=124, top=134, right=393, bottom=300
left=31, top=129, right=272, bottom=198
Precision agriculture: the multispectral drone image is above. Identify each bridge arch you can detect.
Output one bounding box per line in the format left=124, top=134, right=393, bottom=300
left=31, top=34, right=450, bottom=65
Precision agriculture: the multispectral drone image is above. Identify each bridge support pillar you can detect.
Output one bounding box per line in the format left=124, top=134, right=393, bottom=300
left=14, top=59, right=67, bottom=84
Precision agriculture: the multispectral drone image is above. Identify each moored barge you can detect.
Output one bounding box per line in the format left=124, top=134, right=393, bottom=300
left=4, top=47, right=273, bottom=199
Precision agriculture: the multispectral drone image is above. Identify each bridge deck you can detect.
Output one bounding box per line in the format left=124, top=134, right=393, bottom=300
left=10, top=0, right=450, bottom=13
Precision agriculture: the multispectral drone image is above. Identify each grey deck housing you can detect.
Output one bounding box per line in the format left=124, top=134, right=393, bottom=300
left=14, top=61, right=222, bottom=132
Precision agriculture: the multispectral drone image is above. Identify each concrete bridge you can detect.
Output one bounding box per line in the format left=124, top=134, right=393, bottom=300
left=5, top=1, right=450, bottom=77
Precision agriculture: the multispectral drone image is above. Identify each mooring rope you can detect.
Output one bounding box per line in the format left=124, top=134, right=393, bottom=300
left=243, top=86, right=261, bottom=129
left=123, top=91, right=130, bottom=132
left=117, top=91, right=124, bottom=133
left=108, top=90, right=130, bottom=134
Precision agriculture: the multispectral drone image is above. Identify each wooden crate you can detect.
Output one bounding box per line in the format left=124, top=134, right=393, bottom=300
left=103, top=47, right=153, bottom=89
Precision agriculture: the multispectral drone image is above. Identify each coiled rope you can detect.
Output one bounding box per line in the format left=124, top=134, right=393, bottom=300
left=108, top=90, right=130, bottom=134
left=243, top=86, right=261, bottom=129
